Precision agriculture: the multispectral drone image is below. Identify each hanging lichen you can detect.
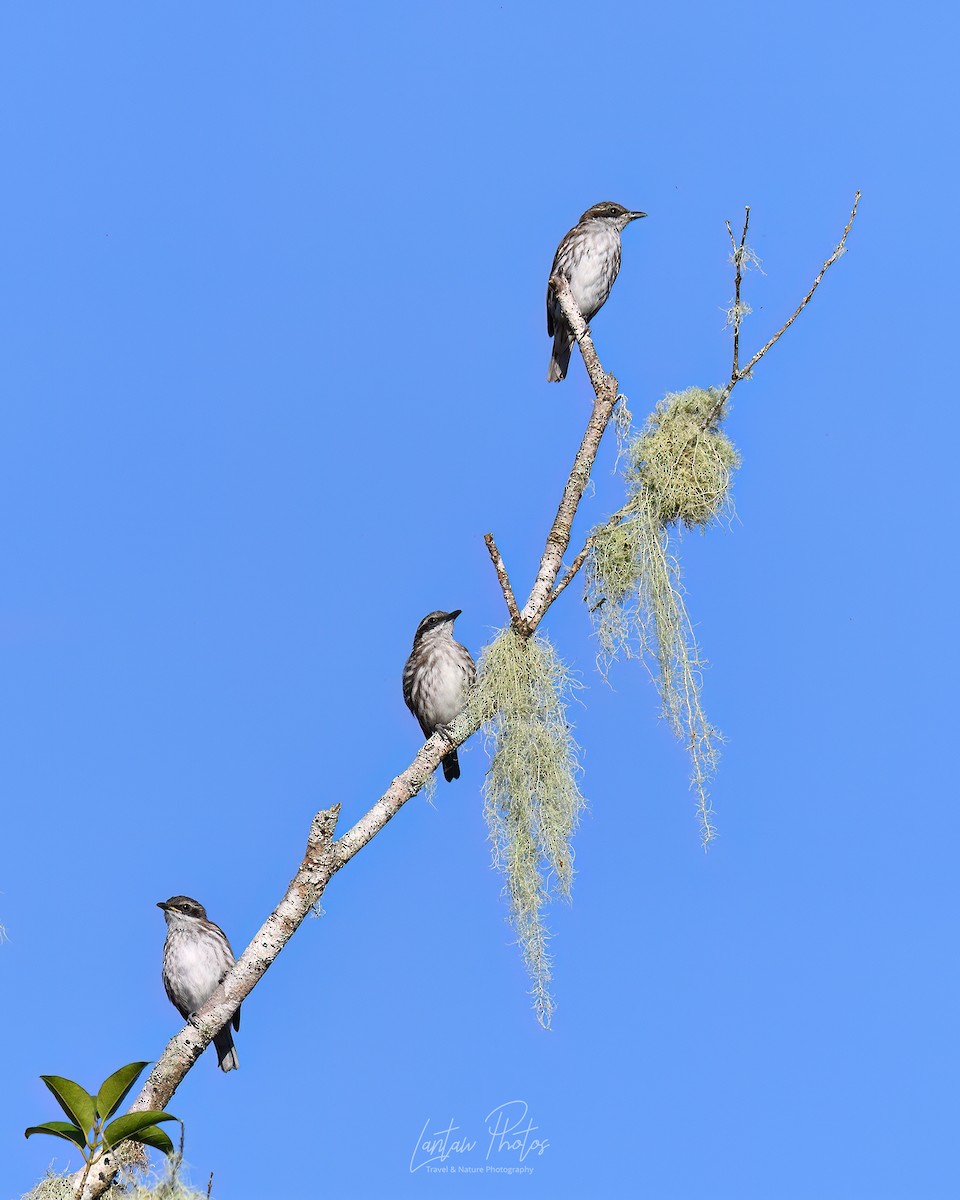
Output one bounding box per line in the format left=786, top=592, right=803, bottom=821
left=585, top=387, right=739, bottom=844
left=632, top=387, right=739, bottom=527
left=466, top=628, right=585, bottom=1027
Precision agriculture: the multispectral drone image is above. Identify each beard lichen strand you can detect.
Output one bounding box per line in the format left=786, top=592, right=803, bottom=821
left=582, top=389, right=737, bottom=844
left=468, top=629, right=585, bottom=1025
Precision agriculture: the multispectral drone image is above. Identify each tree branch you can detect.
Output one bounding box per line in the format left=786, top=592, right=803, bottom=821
left=516, top=274, right=620, bottom=635
left=73, top=806, right=340, bottom=1196
left=548, top=540, right=594, bottom=606
left=72, top=721, right=485, bottom=1199
left=483, top=532, right=522, bottom=626
left=736, top=191, right=859, bottom=383
left=547, top=487, right=636, bottom=607
left=482, top=275, right=621, bottom=637
left=707, top=190, right=861, bottom=425
left=83, top=286, right=616, bottom=1187
left=332, top=711, right=482, bottom=864
left=74, top=282, right=621, bottom=1200
left=67, top=198, right=859, bottom=1198
left=726, top=205, right=750, bottom=380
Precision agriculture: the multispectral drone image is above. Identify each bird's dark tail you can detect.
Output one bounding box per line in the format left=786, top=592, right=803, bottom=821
left=442, top=749, right=460, bottom=782
left=214, top=1026, right=239, bottom=1073
left=547, top=330, right=573, bottom=382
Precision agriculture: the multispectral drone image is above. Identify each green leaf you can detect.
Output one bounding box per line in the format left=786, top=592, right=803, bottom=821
left=96, top=1061, right=150, bottom=1120
left=24, top=1120, right=87, bottom=1150
left=39, top=1076, right=96, bottom=1137
left=102, top=1110, right=178, bottom=1149
left=130, top=1124, right=176, bottom=1157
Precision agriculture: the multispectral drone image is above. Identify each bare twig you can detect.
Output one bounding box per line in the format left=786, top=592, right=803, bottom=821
left=725, top=206, right=750, bottom=379
left=484, top=532, right=522, bottom=626
left=547, top=487, right=637, bottom=606
left=707, top=190, right=861, bottom=426
left=549, top=540, right=594, bottom=606
left=737, top=191, right=859, bottom=380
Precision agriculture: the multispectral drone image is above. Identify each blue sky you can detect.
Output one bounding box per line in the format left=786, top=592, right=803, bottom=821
left=2, top=3, right=957, bottom=1198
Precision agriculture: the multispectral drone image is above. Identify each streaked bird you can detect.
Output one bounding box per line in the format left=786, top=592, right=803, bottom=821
left=157, top=895, right=241, bottom=1073
left=403, top=609, right=476, bottom=782
left=546, top=201, right=647, bottom=382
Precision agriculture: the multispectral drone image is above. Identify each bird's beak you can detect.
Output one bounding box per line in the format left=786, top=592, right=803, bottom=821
left=629, top=211, right=647, bottom=221
left=156, top=901, right=169, bottom=910
left=448, top=609, right=462, bottom=621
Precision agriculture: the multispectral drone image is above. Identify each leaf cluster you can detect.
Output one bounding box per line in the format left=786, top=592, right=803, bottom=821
left=25, top=1062, right=179, bottom=1179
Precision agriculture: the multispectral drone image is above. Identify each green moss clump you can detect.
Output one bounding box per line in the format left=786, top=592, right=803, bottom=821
left=629, top=387, right=739, bottom=528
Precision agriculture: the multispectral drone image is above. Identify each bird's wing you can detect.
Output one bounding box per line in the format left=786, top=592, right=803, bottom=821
left=546, top=240, right=567, bottom=338
left=212, top=938, right=242, bottom=1033
left=162, top=971, right=189, bottom=1020
left=546, top=247, right=566, bottom=337
left=403, top=658, right=433, bottom=738
left=401, top=658, right=415, bottom=711
left=403, top=669, right=433, bottom=738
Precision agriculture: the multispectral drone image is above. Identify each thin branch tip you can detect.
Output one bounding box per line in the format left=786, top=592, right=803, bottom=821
left=484, top=531, right=522, bottom=626
left=710, top=189, right=862, bottom=425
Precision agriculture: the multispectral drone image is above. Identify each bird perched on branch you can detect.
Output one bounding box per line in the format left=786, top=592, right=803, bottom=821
left=403, top=609, right=476, bottom=782
left=158, top=895, right=241, bottom=1072
left=546, top=201, right=647, bottom=382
